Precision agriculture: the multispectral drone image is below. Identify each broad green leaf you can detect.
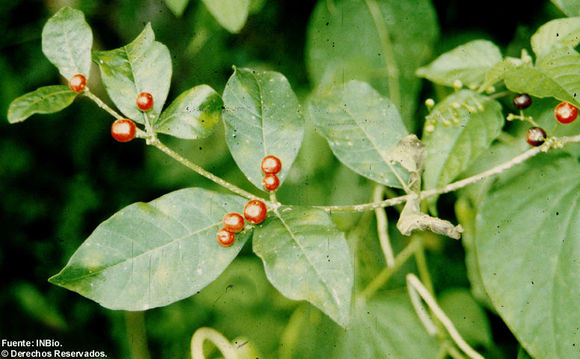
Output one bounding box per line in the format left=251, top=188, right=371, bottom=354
left=476, top=154, right=580, bottom=359
left=155, top=85, right=223, bottom=140
left=439, top=288, right=492, bottom=348
left=517, top=347, right=534, bottom=359
left=165, top=0, right=190, bottom=17
left=279, top=293, right=439, bottom=358
left=337, top=293, right=439, bottom=358
left=201, top=0, right=250, bottom=33
left=416, top=40, right=502, bottom=88
left=306, top=0, right=439, bottom=126
left=454, top=197, right=494, bottom=310
left=222, top=67, right=304, bottom=190
left=551, top=0, right=580, bottom=17
left=49, top=188, right=249, bottom=311
left=253, top=207, right=353, bottom=327
left=309, top=80, right=410, bottom=189
left=42, top=7, right=92, bottom=79
left=531, top=17, right=580, bottom=57
left=477, top=56, right=523, bottom=92
left=7, top=85, right=78, bottom=124
left=422, top=90, right=504, bottom=194
left=505, top=46, right=580, bottom=108
left=93, top=24, right=171, bottom=122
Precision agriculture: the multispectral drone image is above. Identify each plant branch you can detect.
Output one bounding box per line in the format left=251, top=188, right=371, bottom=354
left=150, top=139, right=260, bottom=201
left=125, top=311, right=151, bottom=359
left=364, top=0, right=401, bottom=110
left=420, top=135, right=580, bottom=198
left=190, top=327, right=238, bottom=359
left=406, top=274, right=484, bottom=359
left=373, top=185, right=395, bottom=267
left=316, top=134, right=580, bottom=213
left=359, top=238, right=421, bottom=300
left=84, top=90, right=124, bottom=121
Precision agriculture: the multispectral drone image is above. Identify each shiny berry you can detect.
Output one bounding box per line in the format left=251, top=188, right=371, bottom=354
left=111, top=118, right=137, bottom=142
left=243, top=199, right=267, bottom=224
left=216, top=228, right=235, bottom=247
left=526, top=127, right=547, bottom=147
left=262, top=174, right=280, bottom=191
left=513, top=94, right=532, bottom=109
left=555, top=101, right=578, bottom=124
left=69, top=74, right=87, bottom=93
left=136, top=92, right=154, bottom=111
left=223, top=212, right=244, bottom=233
left=261, top=155, right=282, bottom=175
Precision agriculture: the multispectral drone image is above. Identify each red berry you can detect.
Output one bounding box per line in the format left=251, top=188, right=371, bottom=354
left=223, top=212, right=244, bottom=233
left=554, top=101, right=578, bottom=124
left=261, top=155, right=282, bottom=175
left=243, top=199, right=267, bottom=224
left=262, top=174, right=280, bottom=191
left=526, top=127, right=547, bottom=147
left=513, top=94, right=531, bottom=109
left=69, top=74, right=87, bottom=93
left=216, top=228, right=235, bottom=247
left=111, top=118, right=136, bottom=142
left=136, top=92, right=154, bottom=111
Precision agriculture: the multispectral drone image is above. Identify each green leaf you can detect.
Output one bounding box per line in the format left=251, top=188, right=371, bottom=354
left=477, top=56, right=523, bottom=92
left=155, top=85, right=223, bottom=140
left=531, top=17, right=580, bottom=57
left=93, top=24, right=172, bottom=122
left=439, top=288, right=492, bottom=348
left=422, top=90, right=504, bottom=194
left=7, top=85, right=78, bottom=124
left=165, top=0, right=190, bottom=17
left=551, top=0, right=580, bottom=17
left=505, top=46, right=580, bottom=108
left=454, top=197, right=494, bottom=310
left=517, top=347, right=534, bottom=359
left=253, top=207, right=353, bottom=327
left=476, top=154, right=580, bottom=359
left=49, top=188, right=249, bottom=311
left=309, top=80, right=410, bottom=189
left=306, top=0, right=439, bottom=125
left=337, top=293, right=439, bottom=358
left=222, top=67, right=304, bottom=190
left=201, top=0, right=250, bottom=33
left=279, top=293, right=439, bottom=358
left=416, top=40, right=502, bottom=88
left=42, top=7, right=93, bottom=79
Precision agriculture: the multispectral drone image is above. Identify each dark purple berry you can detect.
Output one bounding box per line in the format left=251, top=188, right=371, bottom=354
left=513, top=94, right=532, bottom=110
left=526, top=127, right=547, bottom=147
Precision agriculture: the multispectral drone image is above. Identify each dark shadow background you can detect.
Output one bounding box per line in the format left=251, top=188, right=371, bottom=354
left=0, top=0, right=559, bottom=357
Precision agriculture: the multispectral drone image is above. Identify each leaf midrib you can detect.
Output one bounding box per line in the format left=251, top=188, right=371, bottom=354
left=56, top=219, right=220, bottom=283
left=274, top=209, right=341, bottom=307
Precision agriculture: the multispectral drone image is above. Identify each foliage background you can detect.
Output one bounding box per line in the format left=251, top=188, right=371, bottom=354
left=0, top=0, right=561, bottom=357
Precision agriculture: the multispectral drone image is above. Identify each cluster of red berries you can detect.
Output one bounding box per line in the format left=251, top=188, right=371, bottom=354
left=216, top=199, right=268, bottom=247
left=110, top=91, right=153, bottom=142
left=261, top=155, right=282, bottom=191
left=216, top=156, right=282, bottom=246
left=513, top=94, right=578, bottom=147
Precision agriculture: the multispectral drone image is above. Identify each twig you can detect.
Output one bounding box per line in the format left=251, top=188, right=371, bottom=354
left=406, top=274, right=484, bottom=359
left=190, top=327, right=238, bottom=359
left=373, top=185, right=395, bottom=267
left=151, top=140, right=260, bottom=201
left=316, top=134, right=580, bottom=213
left=359, top=238, right=421, bottom=300
left=125, top=311, right=151, bottom=359
left=84, top=90, right=124, bottom=121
